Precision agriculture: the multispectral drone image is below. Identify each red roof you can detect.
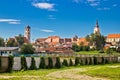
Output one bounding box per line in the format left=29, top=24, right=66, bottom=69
left=107, top=34, right=120, bottom=38
left=77, top=38, right=89, bottom=46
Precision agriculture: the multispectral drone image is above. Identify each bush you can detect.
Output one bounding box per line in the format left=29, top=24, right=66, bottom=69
left=83, top=46, right=90, bottom=51
left=0, top=56, right=1, bottom=70
left=69, top=58, right=73, bottom=66
left=101, top=57, right=105, bottom=64
left=48, top=57, right=53, bottom=69
left=99, top=50, right=104, bottom=53
left=80, top=59, right=84, bottom=66
left=89, top=57, right=93, bottom=65
left=62, top=59, right=68, bottom=67
left=39, top=57, right=46, bottom=69
left=21, top=56, right=27, bottom=70
left=105, top=58, right=110, bottom=64
left=85, top=58, right=89, bottom=65
left=106, top=48, right=113, bottom=54
left=93, top=56, right=98, bottom=65
left=90, top=47, right=95, bottom=51
left=20, top=44, right=35, bottom=54
left=55, top=57, right=61, bottom=68
left=29, top=57, right=37, bottom=70
left=7, top=55, right=14, bottom=72
left=75, top=57, right=79, bottom=66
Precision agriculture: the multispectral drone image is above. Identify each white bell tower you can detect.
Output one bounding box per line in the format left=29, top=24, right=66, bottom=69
left=25, top=25, right=31, bottom=43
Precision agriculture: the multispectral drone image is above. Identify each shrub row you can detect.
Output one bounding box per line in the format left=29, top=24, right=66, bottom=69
left=2, top=55, right=119, bottom=72
left=74, top=56, right=118, bottom=66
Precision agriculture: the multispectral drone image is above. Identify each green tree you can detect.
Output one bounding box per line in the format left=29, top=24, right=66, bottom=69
left=39, top=57, right=46, bottom=69
left=16, top=34, right=25, bottom=47
left=85, top=33, right=105, bottom=50
left=21, top=56, right=27, bottom=70
left=29, top=57, right=37, bottom=70
left=48, top=57, right=53, bottom=69
left=101, top=57, right=105, bottom=64
left=72, top=43, right=78, bottom=52
left=0, top=56, right=1, bottom=70
left=0, top=37, right=4, bottom=47
left=75, top=57, right=79, bottom=66
left=106, top=48, right=113, bottom=54
left=7, top=55, right=14, bottom=72
left=55, top=57, right=61, bottom=68
left=62, top=59, right=68, bottom=67
left=89, top=57, right=93, bottom=65
left=20, top=44, right=34, bottom=54
left=7, top=39, right=18, bottom=47
left=93, top=56, right=98, bottom=65
left=69, top=58, right=73, bottom=66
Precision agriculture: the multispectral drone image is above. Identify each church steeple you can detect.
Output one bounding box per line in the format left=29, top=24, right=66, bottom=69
left=96, top=20, right=99, bottom=28
left=25, top=25, right=31, bottom=43
left=94, top=20, right=100, bottom=35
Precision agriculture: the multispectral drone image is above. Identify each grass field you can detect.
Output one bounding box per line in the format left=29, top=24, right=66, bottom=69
left=75, top=51, right=120, bottom=55
left=0, top=63, right=120, bottom=80
left=75, top=50, right=99, bottom=54
left=79, top=63, right=120, bottom=80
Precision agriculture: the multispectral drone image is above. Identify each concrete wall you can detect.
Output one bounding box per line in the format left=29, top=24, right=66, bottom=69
left=0, top=55, right=120, bottom=72
left=0, top=57, right=8, bottom=72
left=12, top=57, right=57, bottom=70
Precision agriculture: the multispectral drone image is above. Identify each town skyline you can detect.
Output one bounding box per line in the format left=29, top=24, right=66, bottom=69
left=0, top=0, right=120, bottom=39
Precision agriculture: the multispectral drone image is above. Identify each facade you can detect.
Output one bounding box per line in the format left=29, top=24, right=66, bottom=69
left=24, top=25, right=31, bottom=43
left=0, top=47, right=19, bottom=56
left=34, top=36, right=75, bottom=54
left=94, top=20, right=100, bottom=35
left=106, top=34, right=120, bottom=45
left=77, top=38, right=89, bottom=46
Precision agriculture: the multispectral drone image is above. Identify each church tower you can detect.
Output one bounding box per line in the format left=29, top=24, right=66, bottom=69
left=94, top=20, right=100, bottom=35
left=25, top=25, right=31, bottom=43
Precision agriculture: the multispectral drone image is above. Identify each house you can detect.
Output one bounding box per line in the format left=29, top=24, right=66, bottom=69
left=0, top=47, right=19, bottom=56
left=106, top=34, right=120, bottom=45
left=77, top=38, right=89, bottom=46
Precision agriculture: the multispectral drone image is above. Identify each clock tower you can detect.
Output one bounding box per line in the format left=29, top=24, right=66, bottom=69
left=25, top=25, right=31, bottom=43
left=94, top=20, right=101, bottom=35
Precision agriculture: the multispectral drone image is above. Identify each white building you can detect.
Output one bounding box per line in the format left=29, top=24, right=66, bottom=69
left=0, top=47, right=19, bottom=56
left=106, top=34, right=120, bottom=45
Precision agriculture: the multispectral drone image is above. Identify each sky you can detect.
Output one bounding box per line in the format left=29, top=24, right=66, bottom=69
left=0, top=0, right=120, bottom=41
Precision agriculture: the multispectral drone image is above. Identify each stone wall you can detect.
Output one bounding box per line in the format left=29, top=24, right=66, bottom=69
left=0, top=57, right=8, bottom=72
left=0, top=55, right=120, bottom=72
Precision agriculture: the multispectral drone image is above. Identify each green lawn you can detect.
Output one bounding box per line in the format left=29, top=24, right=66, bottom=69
left=0, top=63, right=120, bottom=80
left=75, top=50, right=99, bottom=54
left=79, top=64, right=120, bottom=80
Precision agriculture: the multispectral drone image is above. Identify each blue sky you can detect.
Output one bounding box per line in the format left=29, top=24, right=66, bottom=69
left=0, top=0, right=120, bottom=41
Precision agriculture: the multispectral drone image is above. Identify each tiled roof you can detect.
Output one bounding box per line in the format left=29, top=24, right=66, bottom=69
left=0, top=47, right=19, bottom=51
left=36, top=38, right=47, bottom=42
left=49, top=42, right=59, bottom=45
left=77, top=38, right=89, bottom=46
left=107, top=34, right=120, bottom=38
left=48, top=36, right=60, bottom=38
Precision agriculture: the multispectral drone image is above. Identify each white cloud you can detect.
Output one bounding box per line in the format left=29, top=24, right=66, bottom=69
left=87, top=0, right=100, bottom=7
left=48, top=15, right=56, bottom=20
left=0, top=19, right=21, bottom=24
left=73, top=0, right=81, bottom=3
left=113, top=4, right=117, bottom=7
left=40, top=29, right=54, bottom=32
left=8, top=21, right=21, bottom=24
left=90, top=3, right=99, bottom=6
left=32, top=2, right=56, bottom=11
left=97, top=7, right=110, bottom=10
